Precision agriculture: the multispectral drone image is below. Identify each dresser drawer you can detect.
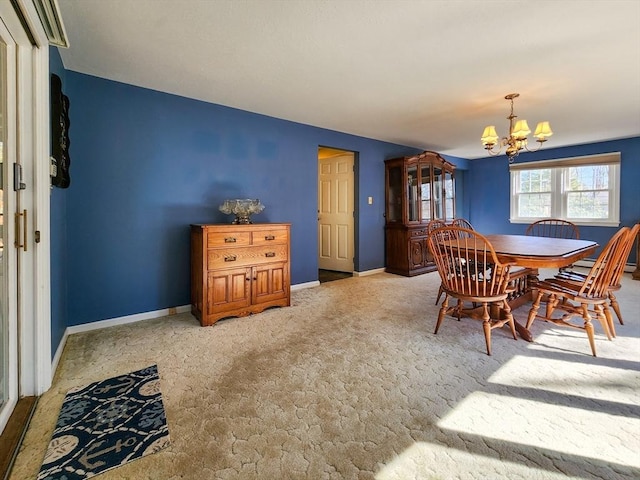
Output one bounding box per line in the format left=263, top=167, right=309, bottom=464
left=251, top=228, right=289, bottom=246
left=207, top=231, right=251, bottom=248
left=207, top=244, right=289, bottom=270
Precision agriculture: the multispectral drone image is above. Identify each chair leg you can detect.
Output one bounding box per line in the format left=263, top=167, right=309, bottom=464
left=545, top=294, right=560, bottom=318
left=601, top=304, right=615, bottom=339
left=581, top=304, right=597, bottom=357
left=434, top=296, right=448, bottom=334
left=435, top=284, right=444, bottom=305
left=608, top=292, right=623, bottom=325
left=526, top=291, right=543, bottom=329
left=592, top=304, right=612, bottom=340
left=502, top=300, right=517, bottom=340
left=481, top=303, right=492, bottom=356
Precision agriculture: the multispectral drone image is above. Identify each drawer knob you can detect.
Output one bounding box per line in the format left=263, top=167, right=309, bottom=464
left=265, top=252, right=276, bottom=258
left=265, top=235, right=276, bottom=241
left=224, top=237, right=237, bottom=243
left=224, top=255, right=237, bottom=262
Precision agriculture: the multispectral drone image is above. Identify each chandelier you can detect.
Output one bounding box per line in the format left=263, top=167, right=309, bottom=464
left=480, top=93, right=553, bottom=163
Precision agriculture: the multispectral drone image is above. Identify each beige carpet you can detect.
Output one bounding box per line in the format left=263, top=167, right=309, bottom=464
left=10, top=269, right=640, bottom=479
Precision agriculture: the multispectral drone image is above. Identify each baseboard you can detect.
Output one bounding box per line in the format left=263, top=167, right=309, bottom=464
left=51, top=330, right=69, bottom=378
left=291, top=280, right=320, bottom=291
left=353, top=268, right=385, bottom=277
left=292, top=268, right=385, bottom=290
left=66, top=305, right=192, bottom=336
left=575, top=259, right=636, bottom=272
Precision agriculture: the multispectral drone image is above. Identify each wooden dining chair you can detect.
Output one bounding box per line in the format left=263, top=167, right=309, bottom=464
left=427, top=226, right=517, bottom=356
left=451, top=218, right=474, bottom=230
left=525, top=218, right=580, bottom=239
left=427, top=219, right=447, bottom=233
left=525, top=218, right=580, bottom=273
left=526, top=226, right=630, bottom=356
left=427, top=219, right=448, bottom=305
left=554, top=223, right=640, bottom=330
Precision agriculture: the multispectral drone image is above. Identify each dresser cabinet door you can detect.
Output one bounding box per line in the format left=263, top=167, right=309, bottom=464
left=252, top=262, right=289, bottom=305
left=207, top=267, right=251, bottom=313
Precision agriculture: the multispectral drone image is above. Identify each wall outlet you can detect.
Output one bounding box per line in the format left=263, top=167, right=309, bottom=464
left=368, top=196, right=373, bottom=205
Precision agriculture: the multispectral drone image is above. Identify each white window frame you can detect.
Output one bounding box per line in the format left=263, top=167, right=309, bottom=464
left=510, top=153, right=621, bottom=227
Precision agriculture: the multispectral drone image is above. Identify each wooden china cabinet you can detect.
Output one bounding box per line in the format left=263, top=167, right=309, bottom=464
left=384, top=151, right=456, bottom=276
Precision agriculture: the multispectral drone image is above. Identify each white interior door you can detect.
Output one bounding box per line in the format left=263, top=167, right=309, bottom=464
left=318, top=152, right=354, bottom=272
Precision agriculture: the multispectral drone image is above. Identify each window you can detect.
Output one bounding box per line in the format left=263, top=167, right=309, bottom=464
left=510, top=153, right=620, bottom=226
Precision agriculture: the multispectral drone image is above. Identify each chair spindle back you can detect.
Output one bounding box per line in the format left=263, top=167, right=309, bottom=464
left=526, top=218, right=580, bottom=239
left=428, top=227, right=511, bottom=299
left=579, top=226, right=630, bottom=298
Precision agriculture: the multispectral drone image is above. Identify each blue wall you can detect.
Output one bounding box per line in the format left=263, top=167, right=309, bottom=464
left=58, top=70, right=468, bottom=328
left=468, top=137, right=640, bottom=259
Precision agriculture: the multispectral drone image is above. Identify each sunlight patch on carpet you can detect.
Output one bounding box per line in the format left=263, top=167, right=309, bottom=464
left=375, top=441, right=579, bottom=480
left=37, top=365, right=170, bottom=480
left=437, top=391, right=640, bottom=468
left=488, top=354, right=640, bottom=405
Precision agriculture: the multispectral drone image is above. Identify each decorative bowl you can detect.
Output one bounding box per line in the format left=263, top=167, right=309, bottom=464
left=219, top=199, right=265, bottom=224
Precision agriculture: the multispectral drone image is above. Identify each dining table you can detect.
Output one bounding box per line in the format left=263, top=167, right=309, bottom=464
left=483, top=234, right=599, bottom=341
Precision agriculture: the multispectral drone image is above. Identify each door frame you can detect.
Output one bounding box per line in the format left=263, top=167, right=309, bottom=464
left=317, top=146, right=357, bottom=273
left=0, top=0, right=52, bottom=412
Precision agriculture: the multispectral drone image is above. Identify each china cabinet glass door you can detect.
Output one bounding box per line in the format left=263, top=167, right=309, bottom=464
left=420, top=164, right=432, bottom=221
left=444, top=170, right=455, bottom=220
left=407, top=165, right=418, bottom=222
left=386, top=165, right=402, bottom=223
left=433, top=166, right=443, bottom=219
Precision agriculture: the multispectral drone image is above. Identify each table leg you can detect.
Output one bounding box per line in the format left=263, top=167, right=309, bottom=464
left=490, top=302, right=534, bottom=342
left=513, top=320, right=533, bottom=342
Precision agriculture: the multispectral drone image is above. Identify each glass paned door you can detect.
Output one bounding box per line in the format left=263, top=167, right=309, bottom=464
left=420, top=164, right=432, bottom=221
left=0, top=20, right=19, bottom=433
left=433, top=167, right=443, bottom=219
left=0, top=29, right=9, bottom=416
left=386, top=165, right=402, bottom=223
left=444, top=170, right=455, bottom=220
left=0, top=39, right=5, bottom=410
left=407, top=165, right=418, bottom=222
left=0, top=2, right=49, bottom=431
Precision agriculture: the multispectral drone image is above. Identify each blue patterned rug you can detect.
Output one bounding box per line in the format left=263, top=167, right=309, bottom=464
left=37, top=365, right=170, bottom=480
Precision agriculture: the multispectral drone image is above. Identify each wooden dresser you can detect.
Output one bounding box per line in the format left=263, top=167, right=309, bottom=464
left=190, top=223, right=291, bottom=326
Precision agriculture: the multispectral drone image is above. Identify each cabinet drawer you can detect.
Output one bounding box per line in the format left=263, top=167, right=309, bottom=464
left=252, top=228, right=289, bottom=246
left=208, top=244, right=289, bottom=270
left=207, top=231, right=251, bottom=248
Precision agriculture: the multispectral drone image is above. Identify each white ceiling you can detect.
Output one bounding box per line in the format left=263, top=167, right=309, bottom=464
left=56, top=0, right=640, bottom=159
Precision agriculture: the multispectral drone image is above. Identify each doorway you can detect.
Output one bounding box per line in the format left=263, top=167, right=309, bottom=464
left=317, top=147, right=355, bottom=281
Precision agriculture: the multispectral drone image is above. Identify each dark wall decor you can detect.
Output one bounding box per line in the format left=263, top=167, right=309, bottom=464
left=51, top=73, right=71, bottom=188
